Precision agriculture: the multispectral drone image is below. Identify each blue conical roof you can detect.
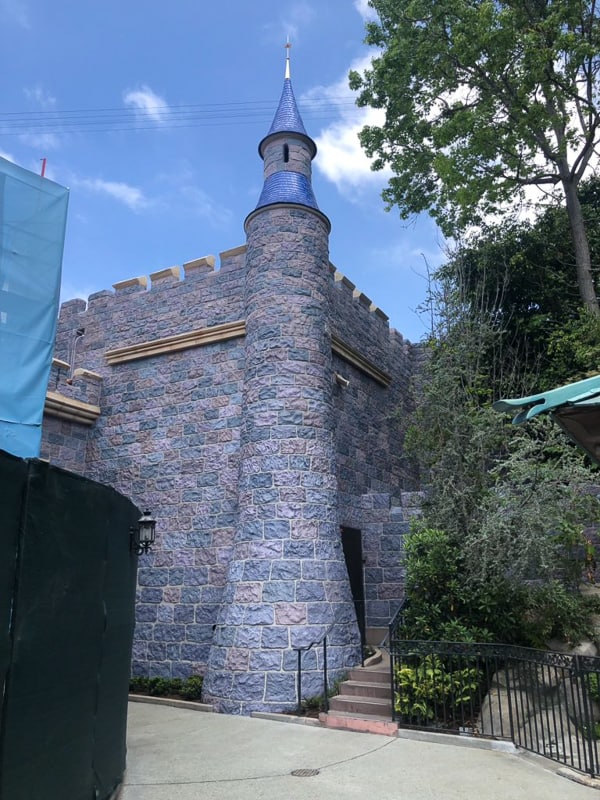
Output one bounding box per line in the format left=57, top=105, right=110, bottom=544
left=246, top=53, right=329, bottom=233
left=255, top=171, right=319, bottom=211
left=258, top=76, right=316, bottom=159
left=267, top=78, right=308, bottom=138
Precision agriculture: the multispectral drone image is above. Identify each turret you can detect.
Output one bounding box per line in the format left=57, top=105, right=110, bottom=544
left=203, top=47, right=360, bottom=715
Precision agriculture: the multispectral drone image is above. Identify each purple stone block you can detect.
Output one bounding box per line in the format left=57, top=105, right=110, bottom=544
left=230, top=673, right=265, bottom=702
left=261, top=626, right=290, bottom=649
left=265, top=672, right=296, bottom=702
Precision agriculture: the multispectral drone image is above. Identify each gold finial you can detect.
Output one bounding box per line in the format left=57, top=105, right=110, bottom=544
left=285, top=37, right=291, bottom=79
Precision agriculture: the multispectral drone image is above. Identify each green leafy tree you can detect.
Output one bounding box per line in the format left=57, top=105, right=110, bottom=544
left=401, top=270, right=600, bottom=646
left=438, top=180, right=600, bottom=390
left=350, top=0, right=600, bottom=313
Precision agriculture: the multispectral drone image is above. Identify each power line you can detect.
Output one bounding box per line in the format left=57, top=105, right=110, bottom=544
left=0, top=97, right=360, bottom=136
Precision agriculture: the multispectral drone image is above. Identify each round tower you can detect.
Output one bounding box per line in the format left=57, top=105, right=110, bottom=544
left=203, top=48, right=361, bottom=714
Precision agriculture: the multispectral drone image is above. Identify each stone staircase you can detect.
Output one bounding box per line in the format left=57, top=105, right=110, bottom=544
left=320, top=650, right=398, bottom=735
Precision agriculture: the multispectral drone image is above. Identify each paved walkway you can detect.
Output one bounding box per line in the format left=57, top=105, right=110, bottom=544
left=120, top=702, right=599, bottom=800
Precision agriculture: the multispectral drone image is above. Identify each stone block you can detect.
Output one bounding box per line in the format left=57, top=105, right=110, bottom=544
left=262, top=581, right=295, bottom=602
left=231, top=673, right=266, bottom=702
left=295, top=581, right=326, bottom=601
left=265, top=672, right=296, bottom=702
left=250, top=651, right=282, bottom=671
left=244, top=604, right=275, bottom=625
left=275, top=603, right=307, bottom=625
left=262, top=627, right=290, bottom=649
left=153, top=624, right=185, bottom=642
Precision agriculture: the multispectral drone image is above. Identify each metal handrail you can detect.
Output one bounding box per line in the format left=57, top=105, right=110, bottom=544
left=293, top=616, right=340, bottom=714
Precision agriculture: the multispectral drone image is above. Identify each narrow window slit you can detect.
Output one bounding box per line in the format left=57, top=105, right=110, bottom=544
left=283, top=144, right=289, bottom=163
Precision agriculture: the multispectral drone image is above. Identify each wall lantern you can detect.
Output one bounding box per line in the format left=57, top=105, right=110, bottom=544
left=130, top=510, right=157, bottom=555
left=493, top=374, right=600, bottom=466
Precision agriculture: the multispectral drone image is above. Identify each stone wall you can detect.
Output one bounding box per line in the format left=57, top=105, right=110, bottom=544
left=41, top=244, right=421, bottom=688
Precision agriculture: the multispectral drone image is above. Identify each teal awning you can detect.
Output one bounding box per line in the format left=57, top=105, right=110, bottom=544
left=493, top=375, right=600, bottom=464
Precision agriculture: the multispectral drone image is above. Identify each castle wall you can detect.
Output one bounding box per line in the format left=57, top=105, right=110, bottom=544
left=42, top=253, right=247, bottom=679
left=329, top=268, right=421, bottom=633
left=41, top=245, right=420, bottom=683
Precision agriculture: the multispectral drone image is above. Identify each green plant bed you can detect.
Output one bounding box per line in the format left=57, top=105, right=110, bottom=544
left=129, top=675, right=204, bottom=702
left=394, top=655, right=483, bottom=726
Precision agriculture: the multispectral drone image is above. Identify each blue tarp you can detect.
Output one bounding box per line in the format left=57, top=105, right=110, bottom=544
left=0, top=157, right=69, bottom=457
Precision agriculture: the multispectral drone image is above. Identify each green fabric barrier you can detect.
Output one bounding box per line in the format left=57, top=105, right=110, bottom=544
left=0, top=452, right=139, bottom=800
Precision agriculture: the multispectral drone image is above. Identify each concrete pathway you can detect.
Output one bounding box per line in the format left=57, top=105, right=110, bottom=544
left=120, top=702, right=599, bottom=800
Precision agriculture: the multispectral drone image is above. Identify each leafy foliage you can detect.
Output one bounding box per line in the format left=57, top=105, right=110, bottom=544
left=351, top=0, right=600, bottom=311
left=437, top=180, right=600, bottom=391
left=394, top=655, right=481, bottom=721
left=129, top=674, right=204, bottom=700
left=400, top=249, right=600, bottom=647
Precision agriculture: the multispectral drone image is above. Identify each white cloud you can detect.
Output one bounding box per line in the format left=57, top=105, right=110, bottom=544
left=19, top=132, right=61, bottom=150
left=24, top=85, right=56, bottom=110
left=123, top=85, right=169, bottom=124
left=156, top=164, right=233, bottom=228
left=0, top=148, right=16, bottom=164
left=263, top=2, right=315, bottom=44
left=74, top=177, right=149, bottom=211
left=60, top=281, right=97, bottom=305
left=354, top=0, right=378, bottom=21
left=1, top=0, right=29, bottom=28
left=179, top=185, right=233, bottom=228
left=303, top=54, right=390, bottom=195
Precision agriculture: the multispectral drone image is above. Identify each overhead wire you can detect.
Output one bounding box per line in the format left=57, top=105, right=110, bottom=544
left=0, top=97, right=360, bottom=136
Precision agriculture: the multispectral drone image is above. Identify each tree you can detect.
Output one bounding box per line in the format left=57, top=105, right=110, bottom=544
left=400, top=267, right=600, bottom=646
left=350, top=0, right=600, bottom=313
left=439, top=179, right=600, bottom=391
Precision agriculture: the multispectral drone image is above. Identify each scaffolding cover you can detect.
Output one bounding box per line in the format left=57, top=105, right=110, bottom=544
left=0, top=157, right=69, bottom=458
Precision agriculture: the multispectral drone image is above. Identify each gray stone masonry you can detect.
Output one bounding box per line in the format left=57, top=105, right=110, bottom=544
left=41, top=241, right=421, bottom=701
left=40, top=90, right=424, bottom=713
left=202, top=202, right=361, bottom=713
left=41, top=241, right=421, bottom=707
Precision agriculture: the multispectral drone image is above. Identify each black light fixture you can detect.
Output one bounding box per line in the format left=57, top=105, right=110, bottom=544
left=130, top=510, right=157, bottom=555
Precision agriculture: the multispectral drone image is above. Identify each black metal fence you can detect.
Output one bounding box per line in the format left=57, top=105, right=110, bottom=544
left=390, top=638, right=600, bottom=776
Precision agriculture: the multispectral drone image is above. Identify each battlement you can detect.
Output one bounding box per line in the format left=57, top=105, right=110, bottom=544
left=329, top=263, right=390, bottom=324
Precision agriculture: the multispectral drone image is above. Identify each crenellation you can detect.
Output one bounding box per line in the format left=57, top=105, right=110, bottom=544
left=149, top=266, right=182, bottom=285
left=373, top=305, right=389, bottom=322
left=59, top=298, right=87, bottom=316
left=220, top=245, right=247, bottom=272
left=183, top=255, right=216, bottom=277
left=113, top=275, right=148, bottom=293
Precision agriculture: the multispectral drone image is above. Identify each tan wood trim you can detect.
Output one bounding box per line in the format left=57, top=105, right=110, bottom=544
left=104, top=320, right=247, bottom=365
left=331, top=335, right=391, bottom=387
left=44, top=391, right=101, bottom=425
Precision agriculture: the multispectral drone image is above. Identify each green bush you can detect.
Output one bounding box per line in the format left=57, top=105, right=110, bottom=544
left=180, top=675, right=204, bottom=700
left=147, top=678, right=171, bottom=697
left=129, top=674, right=204, bottom=701
left=397, top=525, right=600, bottom=648
left=394, top=655, right=481, bottom=722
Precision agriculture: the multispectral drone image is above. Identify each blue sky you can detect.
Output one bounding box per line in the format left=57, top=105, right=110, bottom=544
left=0, top=0, right=446, bottom=342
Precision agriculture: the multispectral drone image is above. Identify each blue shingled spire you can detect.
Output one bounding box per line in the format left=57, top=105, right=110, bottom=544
left=249, top=45, right=328, bottom=227
left=255, top=170, right=320, bottom=211
left=258, top=44, right=316, bottom=159
left=264, top=78, right=309, bottom=140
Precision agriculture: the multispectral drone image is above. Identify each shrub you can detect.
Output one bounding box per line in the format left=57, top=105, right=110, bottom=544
left=180, top=675, right=203, bottom=700
left=129, top=675, right=204, bottom=701
left=394, top=655, right=481, bottom=722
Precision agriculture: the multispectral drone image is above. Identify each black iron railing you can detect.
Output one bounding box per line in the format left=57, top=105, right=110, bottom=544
left=388, top=633, right=600, bottom=777
left=293, top=617, right=342, bottom=714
